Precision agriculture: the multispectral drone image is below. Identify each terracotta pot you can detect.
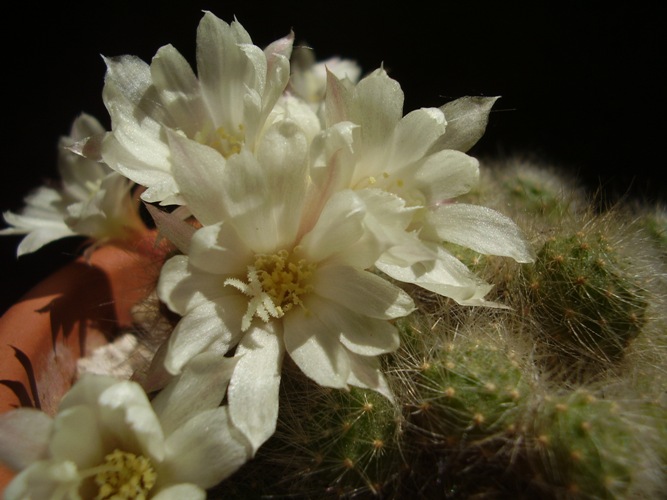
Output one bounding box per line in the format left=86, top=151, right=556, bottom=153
left=0, top=231, right=169, bottom=490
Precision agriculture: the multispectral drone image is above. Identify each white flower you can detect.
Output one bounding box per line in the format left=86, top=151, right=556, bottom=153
left=100, top=11, right=296, bottom=205
left=0, top=362, right=251, bottom=499
left=321, top=69, right=535, bottom=305
left=0, top=114, right=144, bottom=256
left=153, top=124, right=415, bottom=453
left=288, top=45, right=361, bottom=116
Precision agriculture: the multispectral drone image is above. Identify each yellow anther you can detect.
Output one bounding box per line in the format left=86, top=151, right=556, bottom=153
left=94, top=449, right=156, bottom=500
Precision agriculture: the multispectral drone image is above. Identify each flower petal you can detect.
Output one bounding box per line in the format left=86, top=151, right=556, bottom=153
left=227, top=322, right=284, bottom=453
left=305, top=297, right=399, bottom=356
left=0, top=409, right=53, bottom=471
left=313, top=265, right=415, bottom=319
left=346, top=351, right=395, bottom=402
left=164, top=296, right=246, bottom=374
left=49, top=406, right=104, bottom=468
left=151, top=353, right=238, bottom=436
left=433, top=96, right=499, bottom=153
left=162, top=407, right=252, bottom=488
left=152, top=484, right=206, bottom=500
left=284, top=303, right=350, bottom=389
left=428, top=203, right=535, bottom=262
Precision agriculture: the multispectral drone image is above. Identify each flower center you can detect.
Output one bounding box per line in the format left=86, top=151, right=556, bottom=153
left=225, top=249, right=316, bottom=331
left=194, top=123, right=245, bottom=158
left=94, top=449, right=157, bottom=500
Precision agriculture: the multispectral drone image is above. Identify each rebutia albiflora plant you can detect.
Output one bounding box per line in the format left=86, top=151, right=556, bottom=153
left=1, top=11, right=665, bottom=500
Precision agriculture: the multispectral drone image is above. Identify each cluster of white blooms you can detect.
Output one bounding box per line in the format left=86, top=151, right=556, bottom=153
left=0, top=11, right=533, bottom=497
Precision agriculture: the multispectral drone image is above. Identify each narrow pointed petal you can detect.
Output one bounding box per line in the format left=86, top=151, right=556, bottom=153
left=346, top=352, right=395, bottom=402
left=433, top=96, right=500, bottom=152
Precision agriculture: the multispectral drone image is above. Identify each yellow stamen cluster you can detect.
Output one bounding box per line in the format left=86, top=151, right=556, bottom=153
left=255, top=249, right=316, bottom=313
left=194, top=123, right=245, bottom=158
left=94, top=449, right=157, bottom=500
left=225, top=248, right=316, bottom=331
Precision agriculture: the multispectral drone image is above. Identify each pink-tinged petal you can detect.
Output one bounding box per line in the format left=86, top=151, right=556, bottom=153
left=151, top=44, right=209, bottom=137
left=324, top=68, right=354, bottom=125
left=261, top=32, right=294, bottom=124
left=346, top=351, right=395, bottom=402
left=283, top=303, right=350, bottom=389
left=152, top=353, right=238, bottom=436
left=49, top=406, right=104, bottom=468
left=162, top=407, right=252, bottom=489
left=164, top=296, right=246, bottom=375
left=0, top=409, right=53, bottom=471
left=428, top=204, right=535, bottom=262
left=433, top=96, right=500, bottom=153
left=313, top=265, right=415, bottom=319
left=389, top=107, right=446, bottom=169
left=228, top=323, right=284, bottom=453
left=188, top=222, right=253, bottom=276
left=146, top=204, right=196, bottom=255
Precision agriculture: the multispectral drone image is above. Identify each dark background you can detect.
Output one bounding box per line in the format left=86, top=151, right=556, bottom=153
left=1, top=2, right=664, bottom=314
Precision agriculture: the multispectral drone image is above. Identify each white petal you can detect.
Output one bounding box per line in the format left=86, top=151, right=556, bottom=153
left=313, top=265, right=415, bottom=319
left=4, top=460, right=80, bottom=500
left=227, top=323, right=284, bottom=453
left=166, top=130, right=229, bottom=225
left=375, top=245, right=500, bottom=307
left=163, top=407, right=252, bottom=488
left=299, top=190, right=365, bottom=263
left=283, top=303, right=350, bottom=389
left=49, top=406, right=104, bottom=468
left=188, top=222, right=253, bottom=276
left=164, top=297, right=246, bottom=374
left=151, top=353, right=238, bottom=435
left=152, top=484, right=206, bottom=500
left=433, top=96, right=500, bottom=153
left=306, top=296, right=399, bottom=356
left=428, top=204, right=535, bottom=262
left=0, top=409, right=53, bottom=470
left=354, top=69, right=404, bottom=150
left=196, top=12, right=259, bottom=130
left=157, top=255, right=225, bottom=314
left=410, top=150, right=480, bottom=204
left=388, top=107, right=446, bottom=169
left=96, top=382, right=166, bottom=461
left=150, top=44, right=208, bottom=137
left=346, top=351, right=395, bottom=402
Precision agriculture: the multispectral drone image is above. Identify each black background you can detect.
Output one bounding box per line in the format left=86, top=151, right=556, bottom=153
left=1, top=2, right=664, bottom=314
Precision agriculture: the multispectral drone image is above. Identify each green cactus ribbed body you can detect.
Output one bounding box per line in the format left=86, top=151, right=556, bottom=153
left=409, top=336, right=528, bottom=442
left=223, top=378, right=402, bottom=498
left=525, top=231, right=647, bottom=363
left=532, top=390, right=654, bottom=498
